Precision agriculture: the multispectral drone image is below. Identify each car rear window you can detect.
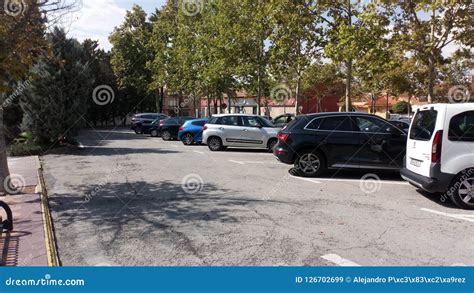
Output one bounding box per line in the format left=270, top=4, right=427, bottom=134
left=448, top=111, right=474, bottom=142
left=192, top=121, right=206, bottom=127
left=410, top=110, right=438, bottom=141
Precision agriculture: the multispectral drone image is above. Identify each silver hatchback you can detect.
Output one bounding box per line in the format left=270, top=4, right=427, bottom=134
left=202, top=114, right=280, bottom=151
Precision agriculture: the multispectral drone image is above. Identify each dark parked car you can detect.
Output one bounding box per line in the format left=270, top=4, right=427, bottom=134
left=389, top=119, right=410, bottom=133
left=131, top=113, right=169, bottom=134
left=272, top=114, right=296, bottom=128
left=152, top=117, right=196, bottom=141
left=274, top=113, right=407, bottom=177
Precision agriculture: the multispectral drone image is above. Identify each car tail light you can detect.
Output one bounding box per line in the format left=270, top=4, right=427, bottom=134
left=203, top=125, right=208, bottom=131
left=159, top=120, right=164, bottom=127
left=431, top=130, right=443, bottom=163
left=277, top=133, right=289, bottom=142
left=179, top=127, right=184, bottom=131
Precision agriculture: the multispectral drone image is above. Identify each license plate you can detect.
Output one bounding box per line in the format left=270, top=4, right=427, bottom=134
left=410, top=158, right=422, bottom=167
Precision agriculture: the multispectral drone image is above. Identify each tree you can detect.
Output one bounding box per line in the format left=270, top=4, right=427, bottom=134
left=1, top=1, right=46, bottom=194
left=392, top=101, right=411, bottom=114
left=21, top=27, right=94, bottom=144
left=312, top=0, right=366, bottom=112
left=110, top=5, right=156, bottom=113
left=392, top=1, right=472, bottom=103
left=302, top=62, right=346, bottom=112
left=269, top=0, right=322, bottom=114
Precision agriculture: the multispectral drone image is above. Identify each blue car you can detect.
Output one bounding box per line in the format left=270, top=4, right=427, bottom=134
left=178, top=118, right=209, bottom=145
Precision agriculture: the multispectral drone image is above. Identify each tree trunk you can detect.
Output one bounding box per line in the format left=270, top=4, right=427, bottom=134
left=159, top=86, right=165, bottom=113
left=206, top=91, right=211, bottom=118
left=427, top=8, right=436, bottom=104
left=257, top=74, right=262, bottom=116
left=427, top=57, right=435, bottom=104
left=0, top=102, right=12, bottom=195
left=295, top=79, right=301, bottom=114
left=345, top=59, right=352, bottom=112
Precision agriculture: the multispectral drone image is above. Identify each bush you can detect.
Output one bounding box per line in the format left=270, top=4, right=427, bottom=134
left=8, top=143, right=45, bottom=157
left=392, top=101, right=411, bottom=114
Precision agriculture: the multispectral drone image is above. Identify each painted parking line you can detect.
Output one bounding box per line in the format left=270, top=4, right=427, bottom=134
left=420, top=208, right=474, bottom=223
left=321, top=254, right=361, bottom=266
left=228, top=160, right=281, bottom=165
left=290, top=174, right=408, bottom=185
left=193, top=151, right=205, bottom=154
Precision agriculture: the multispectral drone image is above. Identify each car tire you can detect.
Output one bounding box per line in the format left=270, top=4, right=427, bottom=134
left=208, top=137, right=224, bottom=151
left=182, top=133, right=194, bottom=145
left=448, top=169, right=474, bottom=210
left=135, top=128, right=143, bottom=134
left=150, top=130, right=159, bottom=137
left=267, top=138, right=277, bottom=152
left=294, top=150, right=326, bottom=177
left=162, top=131, right=171, bottom=141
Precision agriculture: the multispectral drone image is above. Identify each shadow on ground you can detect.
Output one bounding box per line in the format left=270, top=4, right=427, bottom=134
left=48, top=181, right=288, bottom=250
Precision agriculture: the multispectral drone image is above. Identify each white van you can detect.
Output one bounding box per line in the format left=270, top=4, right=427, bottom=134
left=401, top=103, right=474, bottom=209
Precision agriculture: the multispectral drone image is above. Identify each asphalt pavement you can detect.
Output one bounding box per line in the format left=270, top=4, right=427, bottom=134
left=42, top=128, right=474, bottom=266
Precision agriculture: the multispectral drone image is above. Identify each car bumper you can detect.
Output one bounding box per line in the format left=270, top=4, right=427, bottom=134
left=400, top=167, right=453, bottom=193
left=273, top=147, right=293, bottom=164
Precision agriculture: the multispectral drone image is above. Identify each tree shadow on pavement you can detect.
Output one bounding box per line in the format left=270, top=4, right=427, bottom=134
left=48, top=181, right=285, bottom=252
left=46, top=147, right=180, bottom=156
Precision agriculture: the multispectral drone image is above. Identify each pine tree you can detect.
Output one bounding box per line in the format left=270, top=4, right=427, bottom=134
left=21, top=28, right=94, bottom=144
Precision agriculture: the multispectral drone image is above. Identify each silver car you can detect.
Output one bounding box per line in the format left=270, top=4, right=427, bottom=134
left=202, top=114, right=280, bottom=151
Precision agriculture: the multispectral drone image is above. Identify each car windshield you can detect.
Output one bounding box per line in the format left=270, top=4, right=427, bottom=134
left=410, top=110, right=438, bottom=141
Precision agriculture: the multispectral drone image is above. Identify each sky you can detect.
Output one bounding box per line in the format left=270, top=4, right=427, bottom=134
left=64, top=0, right=167, bottom=51
left=63, top=0, right=461, bottom=56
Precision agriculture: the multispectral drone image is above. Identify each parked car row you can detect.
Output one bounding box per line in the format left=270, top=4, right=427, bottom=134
left=131, top=103, right=474, bottom=210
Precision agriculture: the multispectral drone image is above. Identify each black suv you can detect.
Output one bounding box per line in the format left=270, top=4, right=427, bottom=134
left=131, top=113, right=169, bottom=134
left=274, top=113, right=407, bottom=177
left=155, top=117, right=195, bottom=141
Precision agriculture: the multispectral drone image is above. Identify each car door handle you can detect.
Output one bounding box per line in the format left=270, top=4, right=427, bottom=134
left=218, top=127, right=225, bottom=130
left=242, top=129, right=249, bottom=132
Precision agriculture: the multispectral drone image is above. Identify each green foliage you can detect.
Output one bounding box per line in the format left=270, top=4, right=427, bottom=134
left=7, top=142, right=44, bottom=157
left=392, top=101, right=411, bottom=114
left=21, top=27, right=94, bottom=144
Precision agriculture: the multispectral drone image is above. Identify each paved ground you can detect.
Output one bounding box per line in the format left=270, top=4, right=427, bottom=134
left=1, top=156, right=48, bottom=266
left=42, top=128, right=474, bottom=266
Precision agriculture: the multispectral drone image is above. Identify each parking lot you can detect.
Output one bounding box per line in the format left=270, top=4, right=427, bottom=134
left=42, top=128, right=474, bottom=266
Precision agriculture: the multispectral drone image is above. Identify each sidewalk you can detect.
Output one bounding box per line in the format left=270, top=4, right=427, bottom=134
left=0, top=156, right=53, bottom=266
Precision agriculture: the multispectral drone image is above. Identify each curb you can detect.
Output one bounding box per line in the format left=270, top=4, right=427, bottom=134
left=36, top=156, right=60, bottom=266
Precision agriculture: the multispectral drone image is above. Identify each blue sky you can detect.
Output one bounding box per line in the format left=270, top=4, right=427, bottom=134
left=66, top=0, right=167, bottom=51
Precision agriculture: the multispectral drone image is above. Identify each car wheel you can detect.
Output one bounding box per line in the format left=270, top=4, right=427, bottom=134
left=182, top=133, right=194, bottom=145
left=208, top=137, right=224, bottom=151
left=267, top=138, right=277, bottom=152
left=162, top=131, right=171, bottom=141
left=294, top=150, right=326, bottom=177
left=448, top=169, right=474, bottom=210
left=150, top=130, right=159, bottom=137
left=135, top=128, right=143, bottom=134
